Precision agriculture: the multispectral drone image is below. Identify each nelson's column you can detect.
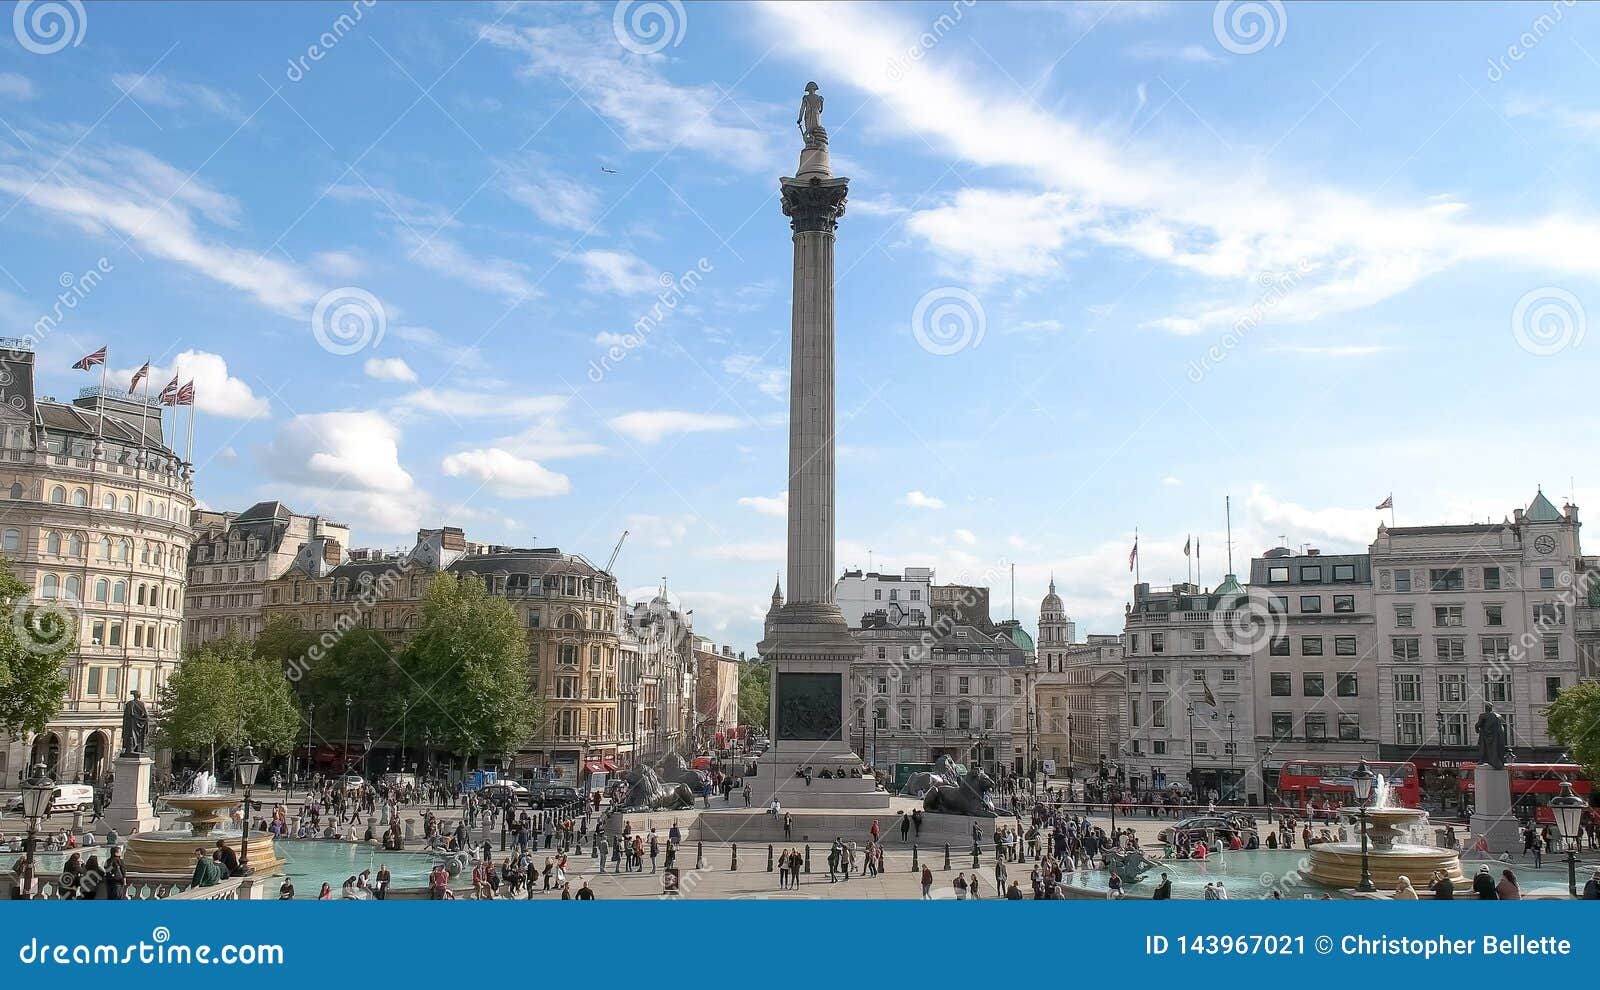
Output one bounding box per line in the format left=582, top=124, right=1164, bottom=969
left=757, top=83, right=888, bottom=809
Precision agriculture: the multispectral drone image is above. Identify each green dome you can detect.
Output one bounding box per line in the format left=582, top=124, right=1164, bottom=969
left=1007, top=626, right=1035, bottom=652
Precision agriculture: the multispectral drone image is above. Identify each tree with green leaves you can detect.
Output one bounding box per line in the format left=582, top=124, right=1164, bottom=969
left=738, top=658, right=770, bottom=733
left=0, top=557, right=72, bottom=738
left=155, top=637, right=301, bottom=768
left=403, top=574, right=539, bottom=763
left=1547, top=680, right=1600, bottom=783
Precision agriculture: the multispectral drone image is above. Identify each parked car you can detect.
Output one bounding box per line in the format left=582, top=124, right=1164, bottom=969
left=3, top=782, right=95, bottom=817
left=531, top=785, right=580, bottom=809
left=1158, top=814, right=1257, bottom=845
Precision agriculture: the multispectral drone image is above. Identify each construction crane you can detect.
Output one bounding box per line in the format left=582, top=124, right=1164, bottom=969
left=605, top=530, right=628, bottom=573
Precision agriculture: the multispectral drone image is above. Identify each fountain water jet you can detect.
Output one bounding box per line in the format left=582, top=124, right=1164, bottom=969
left=1304, top=775, right=1462, bottom=892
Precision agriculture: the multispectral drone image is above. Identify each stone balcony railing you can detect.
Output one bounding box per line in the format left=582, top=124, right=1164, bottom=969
left=0, top=872, right=263, bottom=900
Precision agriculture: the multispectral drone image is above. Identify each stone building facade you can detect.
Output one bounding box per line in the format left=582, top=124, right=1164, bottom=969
left=0, top=342, right=194, bottom=784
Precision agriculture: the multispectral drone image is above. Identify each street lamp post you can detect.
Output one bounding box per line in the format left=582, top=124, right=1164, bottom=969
left=1186, top=705, right=1198, bottom=803
left=20, top=764, right=54, bottom=899
left=343, top=694, right=353, bottom=774
left=361, top=729, right=373, bottom=780
left=422, top=730, right=433, bottom=792
left=302, top=701, right=315, bottom=794
left=1352, top=759, right=1376, bottom=893
left=234, top=745, right=262, bottom=874
left=1550, top=780, right=1586, bottom=897
left=1227, top=711, right=1237, bottom=802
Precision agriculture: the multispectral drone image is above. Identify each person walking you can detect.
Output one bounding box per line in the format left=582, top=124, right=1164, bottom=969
left=920, top=864, right=934, bottom=899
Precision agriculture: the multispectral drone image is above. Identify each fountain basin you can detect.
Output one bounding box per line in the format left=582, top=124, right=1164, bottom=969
left=1304, top=805, right=1462, bottom=890
left=122, top=826, right=284, bottom=876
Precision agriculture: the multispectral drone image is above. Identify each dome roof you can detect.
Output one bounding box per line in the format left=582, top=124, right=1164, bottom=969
left=1006, top=626, right=1035, bottom=652
left=1040, top=576, right=1063, bottom=614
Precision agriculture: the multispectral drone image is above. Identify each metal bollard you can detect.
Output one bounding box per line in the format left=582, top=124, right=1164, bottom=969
left=731, top=843, right=738, bottom=871
left=912, top=844, right=918, bottom=870
left=767, top=844, right=774, bottom=872
left=972, top=847, right=979, bottom=869
left=804, top=844, right=811, bottom=873
left=944, top=844, right=951, bottom=870
left=696, top=841, right=705, bottom=870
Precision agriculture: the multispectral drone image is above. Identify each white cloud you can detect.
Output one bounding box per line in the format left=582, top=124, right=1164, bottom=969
left=738, top=492, right=788, bottom=517
left=1245, top=485, right=1380, bottom=550
left=1125, top=41, right=1221, bottom=64
left=364, top=357, right=418, bottom=383
left=486, top=419, right=606, bottom=460
left=312, top=251, right=365, bottom=279
left=400, top=388, right=567, bottom=419
left=757, top=2, right=1600, bottom=332
left=500, top=162, right=600, bottom=231
left=722, top=354, right=787, bottom=399
left=900, top=490, right=945, bottom=510
left=0, top=73, right=35, bottom=100
left=259, top=411, right=426, bottom=536
left=479, top=18, right=773, bottom=171
left=608, top=410, right=742, bottom=444
left=112, top=73, right=241, bottom=119
left=953, top=528, right=977, bottom=546
left=441, top=447, right=570, bottom=498
left=1003, top=318, right=1065, bottom=336
left=1161, top=476, right=1183, bottom=487
left=627, top=513, right=694, bottom=547
left=577, top=249, right=662, bottom=296
left=113, top=351, right=269, bottom=419
left=0, top=140, right=322, bottom=316
left=1267, top=344, right=1392, bottom=358
left=398, top=228, right=540, bottom=304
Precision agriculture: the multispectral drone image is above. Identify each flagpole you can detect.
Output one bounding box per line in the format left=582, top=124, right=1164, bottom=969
left=1225, top=496, right=1234, bottom=575
left=136, top=360, right=150, bottom=449
left=96, top=354, right=107, bottom=438
left=186, top=396, right=196, bottom=465
left=1197, top=538, right=1202, bottom=590
left=1186, top=536, right=1192, bottom=585
left=1134, top=526, right=1140, bottom=585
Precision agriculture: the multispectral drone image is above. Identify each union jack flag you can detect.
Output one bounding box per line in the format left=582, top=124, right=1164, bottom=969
left=158, top=376, right=180, bottom=405
left=71, top=347, right=107, bottom=370
left=175, top=381, right=195, bottom=406
left=128, top=361, right=150, bottom=393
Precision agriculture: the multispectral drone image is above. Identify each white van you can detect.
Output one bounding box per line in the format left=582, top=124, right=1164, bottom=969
left=2, top=783, right=95, bottom=817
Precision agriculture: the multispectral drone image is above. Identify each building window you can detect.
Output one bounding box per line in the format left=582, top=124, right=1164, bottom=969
left=1221, top=668, right=1237, bottom=682
left=1439, top=672, right=1467, bottom=703
left=1480, top=636, right=1508, bottom=662
left=1192, top=634, right=1205, bottom=651
left=1336, top=673, right=1358, bottom=697
left=1434, top=604, right=1463, bottom=627
left=1301, top=636, right=1323, bottom=656
left=1268, top=566, right=1289, bottom=583
left=1334, top=636, right=1357, bottom=656
left=1299, top=595, right=1322, bottom=613
left=1546, top=676, right=1562, bottom=701
left=1435, top=636, right=1466, bottom=662
left=1544, top=636, right=1561, bottom=661
left=1333, top=595, right=1355, bottom=613
left=1392, top=637, right=1420, bottom=661
left=1153, top=741, right=1167, bottom=755
left=958, top=676, right=970, bottom=694
left=1333, top=563, right=1356, bottom=582
left=1271, top=713, right=1293, bottom=739
left=1429, top=568, right=1464, bottom=592
left=1395, top=605, right=1413, bottom=628
left=1483, top=673, right=1511, bottom=704
left=1483, top=566, right=1500, bottom=590
left=1303, top=672, right=1324, bottom=696
left=1305, top=714, right=1327, bottom=740
left=1484, top=604, right=1503, bottom=626
left=1194, top=740, right=1208, bottom=755
left=1394, top=672, right=1422, bottom=703
left=1269, top=636, right=1290, bottom=657
left=1270, top=672, right=1292, bottom=696
left=1270, top=595, right=1288, bottom=613
left=1395, top=712, right=1422, bottom=746
left=1300, top=565, right=1322, bottom=582
left=1440, top=712, right=1467, bottom=746
left=1151, top=633, right=1164, bottom=654
left=1394, top=570, right=1411, bottom=593
left=933, top=676, right=945, bottom=694
left=1539, top=567, right=1555, bottom=590
left=1532, top=602, right=1565, bottom=626
left=1151, top=669, right=1166, bottom=684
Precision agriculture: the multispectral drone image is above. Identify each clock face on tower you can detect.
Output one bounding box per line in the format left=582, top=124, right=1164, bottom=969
left=1534, top=534, right=1557, bottom=555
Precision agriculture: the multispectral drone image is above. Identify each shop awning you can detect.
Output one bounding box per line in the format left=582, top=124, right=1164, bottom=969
left=585, top=760, right=618, bottom=773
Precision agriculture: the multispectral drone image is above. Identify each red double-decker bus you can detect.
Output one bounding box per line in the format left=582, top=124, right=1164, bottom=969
left=1275, top=760, right=1421, bottom=814
left=1459, top=763, right=1596, bottom=824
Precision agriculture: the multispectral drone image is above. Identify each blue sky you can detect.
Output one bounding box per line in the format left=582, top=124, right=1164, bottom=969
left=3, top=1, right=1599, bottom=651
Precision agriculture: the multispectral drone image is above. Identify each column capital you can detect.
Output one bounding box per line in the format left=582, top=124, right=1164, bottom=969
left=781, top=176, right=849, bottom=235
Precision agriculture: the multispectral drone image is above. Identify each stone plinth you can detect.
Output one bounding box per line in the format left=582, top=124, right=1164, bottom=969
left=102, top=755, right=160, bottom=837
left=1469, top=765, right=1520, bottom=853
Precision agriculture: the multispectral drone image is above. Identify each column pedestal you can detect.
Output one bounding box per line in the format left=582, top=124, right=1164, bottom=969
left=1468, top=765, right=1519, bottom=854
left=102, top=755, right=161, bottom=837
